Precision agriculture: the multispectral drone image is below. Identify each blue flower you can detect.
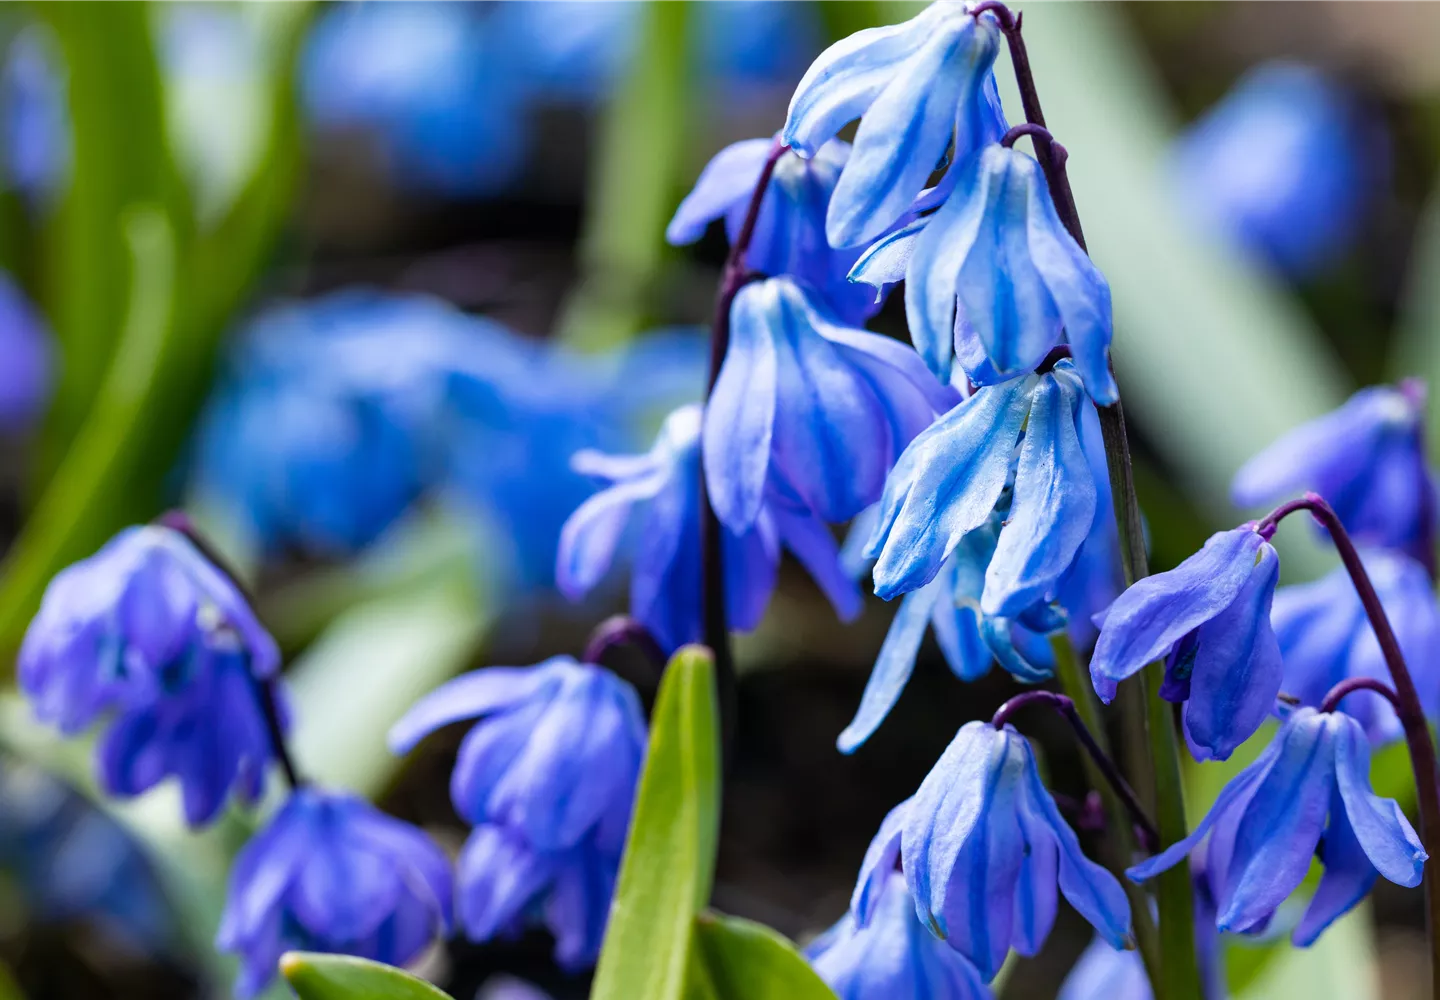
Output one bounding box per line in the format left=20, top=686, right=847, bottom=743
left=808, top=870, right=991, bottom=1000
left=783, top=1, right=1006, bottom=247
left=557, top=404, right=862, bottom=651
left=388, top=657, right=646, bottom=854
left=19, top=525, right=280, bottom=734
left=302, top=2, right=527, bottom=197
left=695, top=1, right=822, bottom=91
left=1128, top=707, right=1425, bottom=945
left=0, top=268, right=52, bottom=428
left=705, top=276, right=960, bottom=531
left=1090, top=525, right=1282, bottom=762
left=217, top=787, right=452, bottom=998
left=1272, top=549, right=1440, bottom=744
left=1173, top=63, right=1378, bottom=278
left=1, top=26, right=69, bottom=202
left=1232, top=382, right=1436, bottom=566
left=669, top=140, right=892, bottom=324
left=867, top=362, right=1098, bottom=611
left=1057, top=935, right=1152, bottom=1000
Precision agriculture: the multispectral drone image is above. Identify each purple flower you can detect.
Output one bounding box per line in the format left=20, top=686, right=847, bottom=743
left=704, top=276, right=959, bottom=532
left=1090, top=525, right=1282, bottom=762
left=217, top=787, right=452, bottom=998
left=1128, top=707, right=1425, bottom=946
left=1232, top=381, right=1436, bottom=566
left=1273, top=549, right=1440, bottom=744
left=808, top=870, right=991, bottom=1000
left=0, top=270, right=51, bottom=428
left=556, top=404, right=861, bottom=651
left=783, top=1, right=1006, bottom=247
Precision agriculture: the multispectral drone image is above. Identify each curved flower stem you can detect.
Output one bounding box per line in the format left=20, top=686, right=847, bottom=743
left=701, top=137, right=787, bottom=749
left=1318, top=676, right=1401, bottom=715
left=975, top=5, right=1197, bottom=995
left=156, top=510, right=303, bottom=790
left=1260, top=492, right=1440, bottom=998
left=583, top=614, right=668, bottom=680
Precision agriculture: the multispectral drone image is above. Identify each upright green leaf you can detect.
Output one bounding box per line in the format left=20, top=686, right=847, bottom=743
left=1392, top=174, right=1440, bottom=458
left=687, top=912, right=838, bottom=1000
left=280, top=953, right=454, bottom=1000
left=591, top=645, right=721, bottom=1000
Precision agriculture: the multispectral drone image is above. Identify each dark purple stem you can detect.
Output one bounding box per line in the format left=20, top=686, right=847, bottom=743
left=701, top=137, right=787, bottom=746
left=582, top=615, right=667, bottom=679
left=1319, top=677, right=1401, bottom=715
left=1000, top=122, right=1054, bottom=150
left=992, top=691, right=1160, bottom=852
left=156, top=510, right=302, bottom=790
left=1260, top=492, right=1440, bottom=995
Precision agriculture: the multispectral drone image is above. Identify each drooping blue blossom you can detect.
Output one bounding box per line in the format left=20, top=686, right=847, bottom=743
left=705, top=276, right=960, bottom=532
left=695, top=1, right=822, bottom=92
left=783, top=1, right=1007, bottom=247
left=557, top=403, right=862, bottom=651
left=1173, top=62, right=1378, bottom=278
left=808, top=870, right=992, bottom=1000
left=1232, top=381, right=1436, bottom=566
left=0, top=269, right=52, bottom=428
left=669, top=140, right=892, bottom=324
left=1090, top=525, right=1282, bottom=762
left=217, top=787, right=453, bottom=998
left=1128, top=707, right=1425, bottom=946
left=861, top=725, right=1133, bottom=982
left=1272, top=549, right=1440, bottom=744
left=302, top=1, right=527, bottom=197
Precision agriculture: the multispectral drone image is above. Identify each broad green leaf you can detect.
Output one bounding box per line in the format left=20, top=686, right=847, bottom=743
left=280, top=953, right=453, bottom=1000
left=686, top=912, right=838, bottom=1000
left=591, top=645, right=721, bottom=1000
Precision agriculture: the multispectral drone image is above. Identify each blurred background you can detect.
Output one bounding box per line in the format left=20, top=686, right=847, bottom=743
left=0, top=2, right=1437, bottom=998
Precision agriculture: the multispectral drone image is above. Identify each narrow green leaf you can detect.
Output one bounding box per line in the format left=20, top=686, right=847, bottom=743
left=1392, top=176, right=1440, bottom=458
left=591, top=645, right=721, bottom=1000
left=687, top=912, right=838, bottom=1000
left=280, top=953, right=453, bottom=1000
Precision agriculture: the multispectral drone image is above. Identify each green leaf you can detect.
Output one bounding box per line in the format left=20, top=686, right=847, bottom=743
left=280, top=953, right=453, bottom=1000
left=590, top=645, right=721, bottom=1000
left=1392, top=174, right=1440, bottom=460
left=686, top=912, right=838, bottom=1000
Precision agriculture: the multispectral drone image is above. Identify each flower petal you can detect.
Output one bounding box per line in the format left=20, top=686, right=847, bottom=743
left=704, top=280, right=779, bottom=533
left=388, top=662, right=563, bottom=754
left=1332, top=712, right=1426, bottom=887
left=851, top=798, right=909, bottom=926
left=666, top=137, right=775, bottom=245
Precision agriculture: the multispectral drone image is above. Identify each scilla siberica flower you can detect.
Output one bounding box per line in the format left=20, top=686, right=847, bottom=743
left=854, top=728, right=1133, bottom=982
left=782, top=1, right=1006, bottom=248
left=808, top=870, right=991, bottom=1000
left=668, top=140, right=889, bottom=324
left=389, top=657, right=646, bottom=968
left=705, top=276, right=960, bottom=532
left=1232, top=381, right=1436, bottom=566
left=217, top=787, right=452, bottom=998
left=1089, top=524, right=1282, bottom=762
left=1272, top=549, right=1440, bottom=744
left=557, top=404, right=861, bottom=651
left=1128, top=707, right=1425, bottom=945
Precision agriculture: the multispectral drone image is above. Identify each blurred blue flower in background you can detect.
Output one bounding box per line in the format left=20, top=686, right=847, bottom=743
left=1, top=25, right=67, bottom=202
left=0, top=269, right=52, bottom=428
left=1173, top=62, right=1380, bottom=278
left=696, top=0, right=819, bottom=90
left=1057, top=935, right=1151, bottom=1000
left=218, top=786, right=452, bottom=998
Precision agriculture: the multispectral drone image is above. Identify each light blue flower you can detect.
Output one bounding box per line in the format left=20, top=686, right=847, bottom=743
left=557, top=404, right=861, bottom=651
left=696, top=1, right=822, bottom=91
left=0, top=269, right=52, bottom=428
left=1090, top=525, right=1282, bottom=762
left=705, top=276, right=959, bottom=532
left=1173, top=62, right=1377, bottom=278
left=808, top=870, right=991, bottom=1000
left=1057, top=935, right=1152, bottom=1000
left=1, top=26, right=68, bottom=202
left=217, top=787, right=453, bottom=998
left=1273, top=549, right=1440, bottom=744
left=1232, top=381, right=1436, bottom=568
left=783, top=1, right=1006, bottom=247
left=887, top=721, right=1134, bottom=981
left=1128, top=707, right=1425, bottom=946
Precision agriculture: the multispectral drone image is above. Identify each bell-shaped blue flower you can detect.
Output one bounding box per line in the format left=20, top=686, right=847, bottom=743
left=1272, top=549, right=1440, bottom=744
left=1058, top=936, right=1151, bottom=1000
left=783, top=1, right=1006, bottom=247
left=884, top=722, right=1133, bottom=981
left=867, top=362, right=1098, bottom=611
left=808, top=869, right=992, bottom=1000
left=19, top=524, right=280, bottom=734
left=0, top=269, right=51, bottom=428
left=1232, top=381, right=1436, bottom=566
left=1128, top=707, right=1425, bottom=945
left=557, top=403, right=861, bottom=651
left=388, top=657, right=646, bottom=853
left=1090, top=525, right=1282, bottom=762
left=217, top=787, right=453, bottom=998
left=706, top=276, right=959, bottom=532
left=884, top=143, right=1116, bottom=400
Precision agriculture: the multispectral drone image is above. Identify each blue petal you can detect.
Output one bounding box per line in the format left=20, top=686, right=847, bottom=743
left=1293, top=782, right=1378, bottom=948
left=704, top=280, right=779, bottom=533
left=456, top=823, right=556, bottom=941
left=851, top=798, right=909, bottom=926
left=848, top=215, right=927, bottom=299
left=1089, top=526, right=1265, bottom=702
left=388, top=662, right=563, bottom=754
left=1011, top=795, right=1060, bottom=957
left=770, top=497, right=863, bottom=622
left=555, top=466, right=669, bottom=600
left=1332, top=712, right=1425, bottom=887
left=869, top=377, right=1034, bottom=598
left=1184, top=543, right=1283, bottom=761
left=981, top=615, right=1056, bottom=684
left=666, top=137, right=775, bottom=245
